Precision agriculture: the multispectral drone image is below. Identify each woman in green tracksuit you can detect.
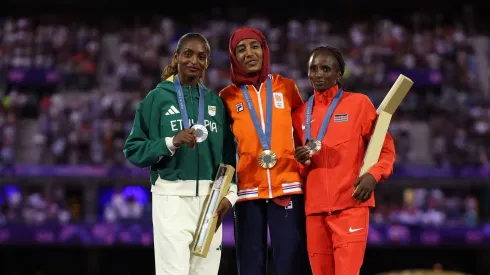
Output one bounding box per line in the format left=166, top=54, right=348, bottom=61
left=123, top=33, right=237, bottom=275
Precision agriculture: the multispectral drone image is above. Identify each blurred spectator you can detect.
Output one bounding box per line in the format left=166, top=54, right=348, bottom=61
left=103, top=189, right=145, bottom=223
left=0, top=97, right=17, bottom=166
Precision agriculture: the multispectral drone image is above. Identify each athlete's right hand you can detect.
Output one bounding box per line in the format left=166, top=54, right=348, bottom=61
left=173, top=128, right=196, bottom=148
left=294, top=146, right=311, bottom=165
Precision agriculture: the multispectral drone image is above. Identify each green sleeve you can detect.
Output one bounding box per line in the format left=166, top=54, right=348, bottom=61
left=123, top=91, right=171, bottom=168
left=222, top=104, right=237, bottom=180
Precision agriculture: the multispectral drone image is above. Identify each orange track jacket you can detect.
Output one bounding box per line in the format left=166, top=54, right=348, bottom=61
left=220, top=74, right=304, bottom=202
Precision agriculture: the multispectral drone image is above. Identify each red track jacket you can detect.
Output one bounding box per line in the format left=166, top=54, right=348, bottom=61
left=292, top=85, right=396, bottom=216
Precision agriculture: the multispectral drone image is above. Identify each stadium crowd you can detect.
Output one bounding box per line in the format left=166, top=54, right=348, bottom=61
left=1, top=16, right=488, bottom=168
left=0, top=185, right=72, bottom=225
left=0, top=15, right=489, bottom=226
left=372, top=187, right=480, bottom=227
left=0, top=185, right=150, bottom=224
left=0, top=184, right=479, bottom=227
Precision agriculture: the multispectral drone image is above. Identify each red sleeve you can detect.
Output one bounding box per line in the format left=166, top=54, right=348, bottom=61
left=292, top=108, right=310, bottom=178
left=360, top=96, right=396, bottom=183
left=285, top=79, right=304, bottom=111
left=297, top=163, right=310, bottom=178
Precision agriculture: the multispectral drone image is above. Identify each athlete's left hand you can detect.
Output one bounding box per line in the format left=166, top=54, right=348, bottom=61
left=352, top=173, right=377, bottom=203
left=214, top=197, right=232, bottom=232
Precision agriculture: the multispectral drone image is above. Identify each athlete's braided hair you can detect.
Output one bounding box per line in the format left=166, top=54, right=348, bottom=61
left=308, top=46, right=345, bottom=87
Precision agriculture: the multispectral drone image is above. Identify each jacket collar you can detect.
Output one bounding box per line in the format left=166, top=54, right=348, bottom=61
left=314, top=85, right=340, bottom=105
left=165, top=75, right=204, bottom=98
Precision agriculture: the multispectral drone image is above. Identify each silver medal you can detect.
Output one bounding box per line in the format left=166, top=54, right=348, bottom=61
left=192, top=124, right=208, bottom=143
left=306, top=139, right=322, bottom=154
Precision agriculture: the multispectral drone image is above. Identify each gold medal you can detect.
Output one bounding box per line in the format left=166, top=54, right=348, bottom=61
left=258, top=150, right=277, bottom=169
left=306, top=139, right=322, bottom=154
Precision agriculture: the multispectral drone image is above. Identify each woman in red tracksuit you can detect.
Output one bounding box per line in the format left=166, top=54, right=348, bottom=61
left=292, top=46, right=396, bottom=275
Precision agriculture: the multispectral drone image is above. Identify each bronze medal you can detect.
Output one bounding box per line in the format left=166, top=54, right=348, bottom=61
left=306, top=139, right=322, bottom=154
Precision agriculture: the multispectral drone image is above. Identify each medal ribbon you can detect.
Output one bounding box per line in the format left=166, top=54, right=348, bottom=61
left=240, top=75, right=273, bottom=151
left=174, top=75, right=205, bottom=129
left=304, top=88, right=343, bottom=144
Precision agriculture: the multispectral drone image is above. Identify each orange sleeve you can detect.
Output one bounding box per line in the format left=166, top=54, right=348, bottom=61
left=285, top=79, right=304, bottom=111
left=218, top=88, right=226, bottom=98
left=292, top=109, right=310, bottom=178
left=219, top=85, right=232, bottom=99
left=360, top=96, right=396, bottom=183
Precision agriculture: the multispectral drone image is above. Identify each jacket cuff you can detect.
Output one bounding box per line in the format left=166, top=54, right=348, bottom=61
left=165, top=136, right=179, bottom=156
left=297, top=162, right=310, bottom=178
left=367, top=169, right=382, bottom=183
left=224, top=183, right=238, bottom=207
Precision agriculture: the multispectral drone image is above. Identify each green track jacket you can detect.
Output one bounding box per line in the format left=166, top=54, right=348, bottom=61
left=123, top=76, right=237, bottom=201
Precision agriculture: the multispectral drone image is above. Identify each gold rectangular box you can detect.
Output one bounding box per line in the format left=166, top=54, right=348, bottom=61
left=359, top=74, right=413, bottom=176
left=191, top=163, right=235, bottom=257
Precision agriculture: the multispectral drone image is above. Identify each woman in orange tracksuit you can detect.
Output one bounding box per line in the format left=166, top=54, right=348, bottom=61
left=292, top=46, right=396, bottom=275
left=220, top=27, right=310, bottom=275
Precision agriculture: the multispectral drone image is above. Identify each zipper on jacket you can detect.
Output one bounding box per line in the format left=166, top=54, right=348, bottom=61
left=253, top=84, right=273, bottom=198
left=196, top=144, right=199, bottom=196
left=188, top=86, right=200, bottom=197
left=326, top=152, right=331, bottom=214
left=325, top=152, right=331, bottom=215
left=324, top=103, right=332, bottom=215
